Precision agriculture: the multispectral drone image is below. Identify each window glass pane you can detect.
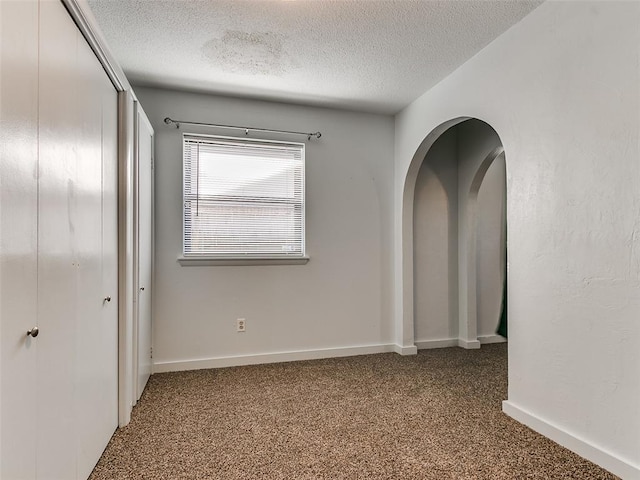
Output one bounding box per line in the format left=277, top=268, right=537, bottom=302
left=183, top=135, right=305, bottom=257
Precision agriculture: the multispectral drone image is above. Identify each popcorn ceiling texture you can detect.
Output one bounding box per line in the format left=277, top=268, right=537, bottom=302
left=202, top=30, right=292, bottom=76
left=87, top=0, right=542, bottom=114
left=88, top=345, right=617, bottom=479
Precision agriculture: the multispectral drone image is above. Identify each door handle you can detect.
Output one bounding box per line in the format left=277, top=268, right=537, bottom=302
left=104, top=296, right=112, bottom=303
left=140, top=287, right=145, bottom=291
left=26, top=327, right=39, bottom=338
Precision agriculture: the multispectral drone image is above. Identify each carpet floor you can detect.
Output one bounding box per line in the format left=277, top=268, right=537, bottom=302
left=89, top=344, right=617, bottom=479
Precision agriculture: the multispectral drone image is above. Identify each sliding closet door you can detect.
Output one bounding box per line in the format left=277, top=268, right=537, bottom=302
left=74, top=22, right=119, bottom=479
left=37, top=1, right=81, bottom=477
left=1, top=2, right=118, bottom=478
left=97, top=45, right=120, bottom=470
left=37, top=1, right=119, bottom=478
left=0, top=1, right=39, bottom=478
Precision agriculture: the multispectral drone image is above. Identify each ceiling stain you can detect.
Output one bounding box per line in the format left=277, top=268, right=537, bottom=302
left=203, top=30, right=291, bottom=76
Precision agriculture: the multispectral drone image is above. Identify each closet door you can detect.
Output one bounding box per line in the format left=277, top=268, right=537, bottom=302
left=74, top=23, right=119, bottom=479
left=96, top=43, right=120, bottom=469
left=37, top=1, right=119, bottom=478
left=0, top=1, right=39, bottom=478
left=1, top=2, right=118, bottom=478
left=135, top=106, right=154, bottom=400
left=37, top=1, right=81, bottom=477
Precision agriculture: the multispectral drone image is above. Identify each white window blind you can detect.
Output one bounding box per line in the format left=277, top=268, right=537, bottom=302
left=183, top=134, right=305, bottom=258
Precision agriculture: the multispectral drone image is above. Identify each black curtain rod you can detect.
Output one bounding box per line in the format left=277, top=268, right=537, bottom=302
left=163, top=117, right=322, bottom=140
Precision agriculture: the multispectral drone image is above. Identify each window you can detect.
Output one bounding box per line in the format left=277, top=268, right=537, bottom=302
left=181, top=134, right=306, bottom=263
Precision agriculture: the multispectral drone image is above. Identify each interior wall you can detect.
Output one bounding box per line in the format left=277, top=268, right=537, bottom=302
left=413, top=127, right=458, bottom=343
left=476, top=156, right=506, bottom=338
left=455, top=120, right=504, bottom=343
left=134, top=87, right=395, bottom=370
left=394, top=1, right=640, bottom=476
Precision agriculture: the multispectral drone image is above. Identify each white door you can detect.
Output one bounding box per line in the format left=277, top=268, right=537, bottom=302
left=135, top=105, right=154, bottom=400
left=75, top=29, right=119, bottom=479
left=0, top=1, right=39, bottom=478
left=37, top=2, right=82, bottom=476
left=1, top=2, right=119, bottom=478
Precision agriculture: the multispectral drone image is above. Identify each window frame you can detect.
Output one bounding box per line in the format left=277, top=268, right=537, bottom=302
left=178, top=133, right=309, bottom=266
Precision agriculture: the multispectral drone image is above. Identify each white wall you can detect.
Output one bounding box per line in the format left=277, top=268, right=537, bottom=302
left=134, top=87, right=395, bottom=370
left=413, top=128, right=458, bottom=343
left=456, top=120, right=504, bottom=343
left=476, top=155, right=506, bottom=338
left=394, top=1, right=640, bottom=477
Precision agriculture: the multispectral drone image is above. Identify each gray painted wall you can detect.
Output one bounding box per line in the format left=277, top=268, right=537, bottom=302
left=135, top=87, right=395, bottom=368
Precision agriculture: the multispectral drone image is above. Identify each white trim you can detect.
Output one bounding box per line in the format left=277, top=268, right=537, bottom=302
left=60, top=0, right=131, bottom=92
left=414, top=337, right=506, bottom=350
left=415, top=338, right=458, bottom=350
left=393, top=344, right=418, bottom=356
left=503, top=401, right=639, bottom=480
left=478, top=334, right=507, bottom=344
left=177, top=255, right=310, bottom=266
left=117, top=91, right=135, bottom=427
left=132, top=101, right=140, bottom=405
left=153, top=344, right=397, bottom=373
left=457, top=338, right=481, bottom=349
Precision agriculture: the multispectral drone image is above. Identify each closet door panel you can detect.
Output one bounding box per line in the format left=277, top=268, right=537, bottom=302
left=100, top=64, right=119, bottom=430
left=99, top=58, right=119, bottom=427
left=75, top=34, right=119, bottom=479
left=74, top=27, right=109, bottom=480
left=0, top=1, right=39, bottom=478
left=37, top=1, right=79, bottom=477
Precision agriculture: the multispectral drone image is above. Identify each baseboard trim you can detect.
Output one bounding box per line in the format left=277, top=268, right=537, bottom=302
left=478, top=334, right=507, bottom=345
left=415, top=338, right=458, bottom=350
left=503, top=401, right=639, bottom=479
left=153, top=344, right=397, bottom=373
left=393, top=344, right=418, bottom=355
left=458, top=338, right=481, bottom=349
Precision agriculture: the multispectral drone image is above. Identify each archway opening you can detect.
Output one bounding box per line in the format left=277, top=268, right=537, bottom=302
left=407, top=118, right=506, bottom=350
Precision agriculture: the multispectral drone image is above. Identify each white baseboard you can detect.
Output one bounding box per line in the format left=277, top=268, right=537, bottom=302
left=416, top=337, right=505, bottom=350
left=153, top=344, right=397, bottom=373
left=415, top=338, right=458, bottom=350
left=503, top=401, right=639, bottom=480
left=458, top=338, right=481, bottom=349
left=393, top=344, right=418, bottom=355
left=478, top=334, right=507, bottom=344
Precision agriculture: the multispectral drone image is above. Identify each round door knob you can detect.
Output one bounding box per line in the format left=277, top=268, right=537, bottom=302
left=140, top=287, right=145, bottom=291
left=27, top=327, right=39, bottom=338
left=104, top=296, right=112, bottom=303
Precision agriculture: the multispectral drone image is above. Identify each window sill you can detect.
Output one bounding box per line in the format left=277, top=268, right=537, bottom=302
left=177, top=255, right=310, bottom=266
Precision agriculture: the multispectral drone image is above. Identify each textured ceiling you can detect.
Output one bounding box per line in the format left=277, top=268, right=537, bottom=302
left=88, top=0, right=543, bottom=114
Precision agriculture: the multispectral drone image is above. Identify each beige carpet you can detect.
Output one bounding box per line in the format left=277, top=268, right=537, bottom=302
left=89, top=344, right=617, bottom=479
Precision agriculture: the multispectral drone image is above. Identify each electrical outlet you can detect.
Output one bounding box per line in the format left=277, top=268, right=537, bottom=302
left=236, top=318, right=246, bottom=332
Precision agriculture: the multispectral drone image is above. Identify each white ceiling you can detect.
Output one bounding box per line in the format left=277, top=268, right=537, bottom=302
left=88, top=0, right=543, bottom=115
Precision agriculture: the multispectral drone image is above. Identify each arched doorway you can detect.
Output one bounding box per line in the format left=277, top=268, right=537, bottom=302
left=404, top=118, right=506, bottom=349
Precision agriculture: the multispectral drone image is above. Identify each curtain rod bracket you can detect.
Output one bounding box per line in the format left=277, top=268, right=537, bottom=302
left=164, top=117, right=180, bottom=129
left=163, top=117, right=322, bottom=140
